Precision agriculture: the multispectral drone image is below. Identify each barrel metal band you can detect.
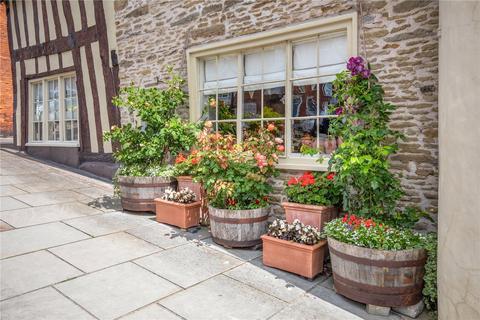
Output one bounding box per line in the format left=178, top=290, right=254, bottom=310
left=333, top=273, right=423, bottom=294
left=329, top=246, right=427, bottom=267
left=212, top=237, right=262, bottom=248
left=118, top=182, right=173, bottom=188
left=209, top=215, right=268, bottom=224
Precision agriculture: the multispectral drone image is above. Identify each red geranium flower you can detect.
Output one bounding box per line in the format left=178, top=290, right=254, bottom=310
left=287, top=177, right=298, bottom=185
left=175, top=153, right=186, bottom=164
left=326, top=172, right=335, bottom=180
left=191, top=157, right=199, bottom=165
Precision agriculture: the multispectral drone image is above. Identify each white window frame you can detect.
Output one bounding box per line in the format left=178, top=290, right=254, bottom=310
left=187, top=13, right=357, bottom=171
left=26, top=72, right=80, bottom=147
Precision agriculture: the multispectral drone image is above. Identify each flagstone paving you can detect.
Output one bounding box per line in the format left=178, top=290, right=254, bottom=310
left=0, top=149, right=425, bottom=320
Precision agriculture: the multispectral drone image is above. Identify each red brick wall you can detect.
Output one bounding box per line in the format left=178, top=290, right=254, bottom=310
left=0, top=2, right=13, bottom=137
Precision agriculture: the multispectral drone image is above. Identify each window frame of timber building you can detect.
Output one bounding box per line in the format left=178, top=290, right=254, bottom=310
left=26, top=72, right=80, bottom=147
left=187, top=13, right=357, bottom=170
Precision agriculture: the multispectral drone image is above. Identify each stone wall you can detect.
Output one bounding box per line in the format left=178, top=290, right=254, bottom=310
left=114, top=0, right=439, bottom=220
left=0, top=2, right=13, bottom=137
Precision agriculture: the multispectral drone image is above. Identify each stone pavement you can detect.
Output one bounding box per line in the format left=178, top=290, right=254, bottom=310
left=0, top=149, right=423, bottom=320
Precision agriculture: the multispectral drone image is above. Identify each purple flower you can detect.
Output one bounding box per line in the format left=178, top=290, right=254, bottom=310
left=335, top=107, right=344, bottom=115
left=346, top=56, right=371, bottom=79
left=361, top=69, right=371, bottom=78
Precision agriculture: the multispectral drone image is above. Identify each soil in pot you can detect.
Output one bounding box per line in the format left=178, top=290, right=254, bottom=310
left=117, top=176, right=177, bottom=213
left=328, top=237, right=427, bottom=307
left=262, top=235, right=327, bottom=279
left=209, top=206, right=269, bottom=248
left=155, top=199, right=201, bottom=229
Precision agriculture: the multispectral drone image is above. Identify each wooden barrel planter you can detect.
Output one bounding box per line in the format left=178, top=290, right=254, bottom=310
left=328, top=237, right=427, bottom=307
left=208, top=206, right=269, bottom=248
left=117, top=176, right=177, bottom=213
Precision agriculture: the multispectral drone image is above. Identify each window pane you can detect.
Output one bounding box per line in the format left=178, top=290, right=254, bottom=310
left=204, top=58, right=217, bottom=91
left=243, top=87, right=261, bottom=119
left=72, top=121, right=78, bottom=140
left=48, top=121, right=60, bottom=141
left=48, top=80, right=58, bottom=99
left=318, top=35, right=347, bottom=82
left=202, top=93, right=217, bottom=120
left=263, top=46, right=285, bottom=82
left=291, top=119, right=318, bottom=154
left=218, top=122, right=236, bottom=137
left=48, top=100, right=59, bottom=121
left=263, top=86, right=285, bottom=118
left=242, top=121, right=261, bottom=139
left=319, top=82, right=335, bottom=115
left=318, top=117, right=337, bottom=154
left=218, top=91, right=237, bottom=120
left=293, top=40, right=316, bottom=79
left=244, top=51, right=262, bottom=85
left=292, top=83, right=317, bottom=117
left=65, top=121, right=72, bottom=141
left=33, top=123, right=42, bottom=141
left=218, top=55, right=237, bottom=88
left=34, top=102, right=43, bottom=121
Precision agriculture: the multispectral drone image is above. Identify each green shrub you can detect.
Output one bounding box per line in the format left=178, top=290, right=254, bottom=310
left=284, top=171, right=341, bottom=207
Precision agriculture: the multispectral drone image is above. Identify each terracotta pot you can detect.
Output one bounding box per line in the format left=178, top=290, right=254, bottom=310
left=117, top=176, right=177, bottom=213
left=177, top=176, right=209, bottom=225
left=154, top=198, right=201, bottom=229
left=328, top=237, right=427, bottom=307
left=261, top=235, right=327, bottom=279
left=209, top=206, right=269, bottom=248
left=282, top=202, right=337, bottom=231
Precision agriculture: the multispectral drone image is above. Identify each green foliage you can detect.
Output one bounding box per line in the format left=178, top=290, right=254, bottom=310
left=328, top=69, right=405, bottom=222
left=193, top=123, right=282, bottom=210
left=284, top=172, right=341, bottom=207
left=423, top=233, right=438, bottom=316
left=103, top=68, right=199, bottom=176
left=324, top=215, right=425, bottom=251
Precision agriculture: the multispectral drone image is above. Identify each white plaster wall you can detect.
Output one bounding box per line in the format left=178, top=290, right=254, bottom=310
left=438, top=1, right=480, bottom=319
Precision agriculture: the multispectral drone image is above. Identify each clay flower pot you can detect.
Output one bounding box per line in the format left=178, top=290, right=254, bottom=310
left=282, top=202, right=337, bottom=232
left=261, top=235, right=327, bottom=279
left=154, top=199, right=201, bottom=229
left=177, top=176, right=209, bottom=225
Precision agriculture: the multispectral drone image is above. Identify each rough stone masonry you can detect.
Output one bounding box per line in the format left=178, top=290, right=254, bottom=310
left=113, top=0, right=439, bottom=224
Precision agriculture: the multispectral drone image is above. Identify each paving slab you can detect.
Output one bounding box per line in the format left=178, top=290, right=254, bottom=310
left=119, top=303, right=182, bottom=320
left=127, top=223, right=211, bottom=249
left=13, top=180, right=92, bottom=193
left=0, top=250, right=82, bottom=300
left=63, top=211, right=156, bottom=236
left=270, top=292, right=363, bottom=320
left=0, top=197, right=29, bottom=211
left=0, top=220, right=13, bottom=231
left=0, top=287, right=95, bottom=320
left=160, top=274, right=286, bottom=319
left=199, top=237, right=263, bottom=261
left=0, top=222, right=90, bottom=258
left=80, top=195, right=124, bottom=212
left=13, top=190, right=92, bottom=207
left=56, top=262, right=181, bottom=320
left=135, top=243, right=243, bottom=288
left=73, top=186, right=114, bottom=199
left=0, top=175, right=46, bottom=186
left=0, top=202, right=103, bottom=228
left=50, top=232, right=162, bottom=272
left=0, top=185, right=27, bottom=197
left=224, top=258, right=324, bottom=302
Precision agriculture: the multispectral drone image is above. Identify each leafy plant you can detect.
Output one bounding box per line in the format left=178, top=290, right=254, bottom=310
left=423, top=233, right=437, bottom=316
left=193, top=121, right=282, bottom=209
left=324, top=214, right=425, bottom=251
left=285, top=172, right=341, bottom=207
left=103, top=68, right=199, bottom=176
left=162, top=187, right=197, bottom=204
left=267, top=219, right=323, bottom=245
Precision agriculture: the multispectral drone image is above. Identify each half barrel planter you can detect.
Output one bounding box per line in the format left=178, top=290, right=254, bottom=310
left=328, top=237, right=427, bottom=307
left=154, top=199, right=201, bottom=229
left=282, top=202, right=337, bottom=231
left=209, top=206, right=269, bottom=248
left=117, top=176, right=177, bottom=213
left=261, top=235, right=327, bottom=279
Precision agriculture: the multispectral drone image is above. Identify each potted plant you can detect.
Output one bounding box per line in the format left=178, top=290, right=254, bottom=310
left=324, top=214, right=426, bottom=308
left=194, top=122, right=283, bottom=248
left=261, top=219, right=327, bottom=279
left=155, top=187, right=201, bottom=229
left=104, top=69, right=198, bottom=212
left=283, top=171, right=341, bottom=231
left=323, top=57, right=435, bottom=314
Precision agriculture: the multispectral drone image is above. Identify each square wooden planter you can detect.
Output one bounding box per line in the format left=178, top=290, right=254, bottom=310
left=154, top=198, right=201, bottom=229
left=282, top=202, right=338, bottom=231
left=261, top=235, right=327, bottom=279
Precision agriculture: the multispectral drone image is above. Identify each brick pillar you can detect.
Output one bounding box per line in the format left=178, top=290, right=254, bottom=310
left=0, top=2, right=13, bottom=137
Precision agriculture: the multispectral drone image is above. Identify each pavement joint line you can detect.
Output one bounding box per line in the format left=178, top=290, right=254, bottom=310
left=2, top=195, right=34, bottom=208
left=51, top=285, right=102, bottom=320
left=45, top=249, right=88, bottom=274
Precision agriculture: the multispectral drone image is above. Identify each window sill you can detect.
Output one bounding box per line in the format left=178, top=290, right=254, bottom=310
left=25, top=142, right=80, bottom=148
left=277, top=157, right=330, bottom=172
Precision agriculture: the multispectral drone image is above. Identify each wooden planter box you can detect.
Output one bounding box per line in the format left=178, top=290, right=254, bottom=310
left=117, top=176, right=177, bottom=213
left=328, top=237, right=427, bottom=307
left=209, top=206, right=269, bottom=248
left=282, top=202, right=337, bottom=231
left=154, top=199, right=201, bottom=229
left=261, top=235, right=327, bottom=279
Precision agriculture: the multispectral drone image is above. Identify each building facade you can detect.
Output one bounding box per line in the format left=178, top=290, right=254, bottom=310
left=0, top=2, right=13, bottom=137
left=114, top=0, right=439, bottom=221
left=5, top=0, right=119, bottom=167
